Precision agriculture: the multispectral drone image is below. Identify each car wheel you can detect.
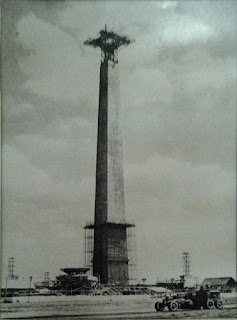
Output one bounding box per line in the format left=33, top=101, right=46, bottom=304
left=155, top=302, right=165, bottom=311
left=168, top=301, right=178, bottom=311
left=206, top=299, right=214, bottom=309
left=215, top=300, right=223, bottom=309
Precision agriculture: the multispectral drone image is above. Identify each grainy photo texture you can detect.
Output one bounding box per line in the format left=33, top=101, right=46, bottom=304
left=1, top=1, right=236, bottom=319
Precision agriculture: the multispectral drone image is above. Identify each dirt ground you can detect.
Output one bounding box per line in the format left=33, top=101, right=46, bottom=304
left=1, top=295, right=236, bottom=319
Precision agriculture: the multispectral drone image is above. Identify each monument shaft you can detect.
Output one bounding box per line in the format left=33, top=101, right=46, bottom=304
left=95, top=60, right=125, bottom=224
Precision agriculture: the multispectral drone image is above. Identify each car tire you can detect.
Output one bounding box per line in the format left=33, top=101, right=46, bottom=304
left=155, top=302, right=165, bottom=311
left=206, top=299, right=214, bottom=309
left=168, top=301, right=178, bottom=312
left=215, top=300, right=223, bottom=309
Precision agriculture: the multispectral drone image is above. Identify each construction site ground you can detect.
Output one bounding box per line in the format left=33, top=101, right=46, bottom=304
left=1, top=295, right=236, bottom=319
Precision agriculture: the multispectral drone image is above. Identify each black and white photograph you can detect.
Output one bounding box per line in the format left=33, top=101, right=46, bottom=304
left=1, top=1, right=236, bottom=319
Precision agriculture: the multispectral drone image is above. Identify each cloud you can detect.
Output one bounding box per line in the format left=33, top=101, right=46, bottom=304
left=163, top=17, right=214, bottom=45
left=17, top=13, right=99, bottom=102
left=125, top=155, right=235, bottom=280
left=162, top=1, right=178, bottom=10
left=2, top=1, right=236, bottom=283
left=2, top=144, right=95, bottom=279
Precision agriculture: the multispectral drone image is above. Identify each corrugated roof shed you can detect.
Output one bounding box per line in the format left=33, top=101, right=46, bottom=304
left=201, top=277, right=236, bottom=287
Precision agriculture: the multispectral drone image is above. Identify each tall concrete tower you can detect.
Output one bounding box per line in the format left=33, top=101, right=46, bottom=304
left=84, top=27, right=135, bottom=285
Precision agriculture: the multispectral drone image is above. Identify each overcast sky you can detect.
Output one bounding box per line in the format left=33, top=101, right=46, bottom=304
left=2, top=0, right=236, bottom=284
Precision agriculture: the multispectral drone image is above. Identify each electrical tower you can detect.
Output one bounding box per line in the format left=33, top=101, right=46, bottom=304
left=182, top=252, right=191, bottom=276
left=8, top=257, right=18, bottom=279
left=44, top=272, right=50, bottom=283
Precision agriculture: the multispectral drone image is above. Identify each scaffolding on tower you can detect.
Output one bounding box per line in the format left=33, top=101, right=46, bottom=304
left=127, top=224, right=137, bottom=285
left=84, top=220, right=137, bottom=285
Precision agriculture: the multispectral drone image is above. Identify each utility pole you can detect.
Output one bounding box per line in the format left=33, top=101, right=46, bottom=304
left=4, top=278, right=8, bottom=301
left=28, top=276, right=33, bottom=302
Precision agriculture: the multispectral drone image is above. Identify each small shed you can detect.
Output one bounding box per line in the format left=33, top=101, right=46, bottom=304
left=201, top=277, right=236, bottom=291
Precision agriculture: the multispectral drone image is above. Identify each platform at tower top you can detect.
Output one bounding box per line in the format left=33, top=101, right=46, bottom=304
left=84, top=25, right=134, bottom=51
left=84, top=26, right=134, bottom=63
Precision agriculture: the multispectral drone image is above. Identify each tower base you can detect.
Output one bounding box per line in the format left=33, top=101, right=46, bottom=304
left=84, top=221, right=136, bottom=285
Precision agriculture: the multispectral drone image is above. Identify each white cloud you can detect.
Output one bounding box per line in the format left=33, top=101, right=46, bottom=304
left=163, top=17, right=214, bottom=45
left=18, top=13, right=99, bottom=102
left=162, top=1, right=178, bottom=10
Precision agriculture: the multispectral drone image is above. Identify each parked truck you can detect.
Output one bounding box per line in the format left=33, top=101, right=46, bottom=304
left=155, top=288, right=223, bottom=312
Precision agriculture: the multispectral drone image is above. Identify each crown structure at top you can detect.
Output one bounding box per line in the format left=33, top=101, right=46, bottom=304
left=84, top=25, right=134, bottom=64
